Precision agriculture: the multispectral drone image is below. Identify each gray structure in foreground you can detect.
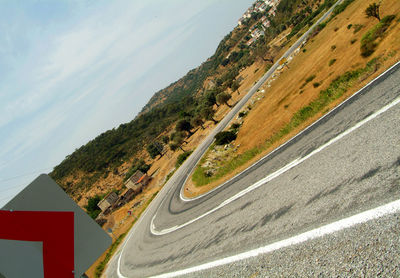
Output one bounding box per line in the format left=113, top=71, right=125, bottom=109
left=0, top=240, right=44, bottom=278
left=2, top=174, right=112, bottom=278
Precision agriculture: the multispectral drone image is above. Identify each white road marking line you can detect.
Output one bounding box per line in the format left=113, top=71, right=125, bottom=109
left=116, top=61, right=400, bottom=278
left=180, top=59, right=400, bottom=202
left=151, top=96, right=400, bottom=235
left=150, top=199, right=400, bottom=278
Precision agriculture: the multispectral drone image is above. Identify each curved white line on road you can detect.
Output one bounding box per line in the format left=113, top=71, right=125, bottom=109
left=151, top=199, right=400, bottom=278
left=151, top=158, right=300, bottom=235
left=151, top=96, right=400, bottom=235
left=180, top=60, right=400, bottom=202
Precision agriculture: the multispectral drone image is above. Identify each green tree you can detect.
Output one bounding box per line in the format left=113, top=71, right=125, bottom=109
left=200, top=105, right=218, bottom=124
left=204, top=90, right=219, bottom=107
left=215, top=131, right=237, bottom=145
left=216, top=92, right=232, bottom=107
left=191, top=116, right=205, bottom=130
left=231, top=80, right=240, bottom=94
left=176, top=151, right=193, bottom=167
left=85, top=195, right=102, bottom=219
left=161, top=135, right=170, bottom=144
left=169, top=142, right=179, bottom=152
left=176, top=119, right=193, bottom=136
left=365, top=2, right=380, bottom=21
left=169, top=132, right=186, bottom=152
left=147, top=142, right=163, bottom=159
left=225, top=78, right=233, bottom=88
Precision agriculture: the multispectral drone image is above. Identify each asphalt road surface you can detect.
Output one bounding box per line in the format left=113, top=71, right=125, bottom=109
left=104, top=60, right=400, bottom=277
left=104, top=2, right=400, bottom=276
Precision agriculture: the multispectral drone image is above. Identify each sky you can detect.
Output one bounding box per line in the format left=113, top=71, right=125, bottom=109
left=0, top=0, right=254, bottom=207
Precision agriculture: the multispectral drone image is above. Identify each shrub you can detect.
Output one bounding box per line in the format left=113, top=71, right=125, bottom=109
left=215, top=131, right=237, bottom=145
left=331, top=45, right=336, bottom=51
left=300, top=74, right=317, bottom=89
left=238, top=111, right=247, bottom=118
left=350, top=39, right=357, bottom=44
left=318, top=22, right=327, bottom=30
left=329, top=58, right=337, bottom=66
left=311, top=22, right=326, bottom=37
left=230, top=123, right=241, bottom=130
left=360, top=40, right=377, bottom=57
left=176, top=151, right=193, bottom=167
left=360, top=15, right=395, bottom=57
left=353, top=24, right=364, bottom=34
left=313, top=82, right=321, bottom=88
left=347, top=24, right=353, bottom=29
left=305, top=74, right=316, bottom=83
left=221, top=58, right=230, bottom=66
left=161, top=135, right=170, bottom=144
left=330, top=0, right=355, bottom=19
left=85, top=195, right=102, bottom=219
left=165, top=170, right=175, bottom=182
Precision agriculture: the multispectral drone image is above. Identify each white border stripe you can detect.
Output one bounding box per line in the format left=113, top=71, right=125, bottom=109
left=151, top=199, right=400, bottom=278
left=180, top=59, right=400, bottom=202
left=151, top=96, right=400, bottom=235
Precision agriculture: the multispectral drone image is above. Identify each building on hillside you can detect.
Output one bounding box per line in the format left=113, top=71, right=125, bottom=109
left=120, top=188, right=135, bottom=202
left=125, top=170, right=144, bottom=187
left=249, top=25, right=257, bottom=32
left=268, top=7, right=276, bottom=17
left=246, top=37, right=256, bottom=46
left=255, top=1, right=267, bottom=12
left=264, top=0, right=273, bottom=6
left=136, top=174, right=151, bottom=187
left=266, top=0, right=280, bottom=7
left=251, top=29, right=265, bottom=39
left=124, top=170, right=151, bottom=191
left=113, top=188, right=136, bottom=209
left=97, top=191, right=118, bottom=212
left=261, top=16, right=271, bottom=28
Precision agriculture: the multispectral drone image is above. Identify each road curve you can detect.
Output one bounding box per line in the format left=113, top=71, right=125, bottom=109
left=105, top=60, right=400, bottom=278
left=104, top=3, right=400, bottom=277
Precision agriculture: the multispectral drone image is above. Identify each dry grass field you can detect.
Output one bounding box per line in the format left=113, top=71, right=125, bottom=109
left=185, top=0, right=400, bottom=197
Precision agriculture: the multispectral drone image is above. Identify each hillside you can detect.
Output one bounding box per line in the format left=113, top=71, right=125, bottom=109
left=186, top=0, right=400, bottom=196
left=66, top=0, right=400, bottom=276
left=50, top=0, right=334, bottom=205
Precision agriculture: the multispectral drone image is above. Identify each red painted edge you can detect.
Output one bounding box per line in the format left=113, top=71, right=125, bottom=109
left=0, top=210, right=74, bottom=278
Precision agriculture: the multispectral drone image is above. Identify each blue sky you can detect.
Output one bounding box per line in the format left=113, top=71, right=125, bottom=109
left=0, top=0, right=254, bottom=206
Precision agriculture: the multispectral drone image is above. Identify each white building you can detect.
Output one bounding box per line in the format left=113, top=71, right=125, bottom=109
left=251, top=29, right=265, bottom=39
